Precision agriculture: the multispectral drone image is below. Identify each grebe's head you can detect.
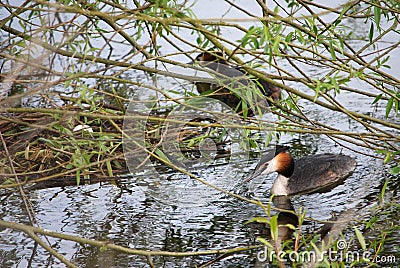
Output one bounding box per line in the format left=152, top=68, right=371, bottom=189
left=194, top=51, right=227, bottom=64
left=244, top=146, right=294, bottom=182
left=255, top=79, right=282, bottom=102
left=266, top=84, right=282, bottom=102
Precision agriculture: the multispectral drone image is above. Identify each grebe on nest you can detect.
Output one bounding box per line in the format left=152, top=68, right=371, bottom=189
left=192, top=51, right=281, bottom=114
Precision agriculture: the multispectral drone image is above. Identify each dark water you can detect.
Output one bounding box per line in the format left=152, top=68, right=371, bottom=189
left=1, top=0, right=399, bottom=267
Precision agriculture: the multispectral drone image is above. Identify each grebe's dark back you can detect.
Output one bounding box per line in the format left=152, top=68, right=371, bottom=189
left=245, top=146, right=356, bottom=196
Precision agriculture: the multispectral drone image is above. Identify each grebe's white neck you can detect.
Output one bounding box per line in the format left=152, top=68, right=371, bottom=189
left=271, top=174, right=290, bottom=196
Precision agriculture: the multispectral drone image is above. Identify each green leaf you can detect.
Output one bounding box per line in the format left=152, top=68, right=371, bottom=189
left=382, top=151, right=392, bottom=164
left=106, top=161, right=113, bottom=177
left=329, top=41, right=337, bottom=60
left=272, top=35, right=281, bottom=54
left=168, top=89, right=181, bottom=94
left=313, top=80, right=321, bottom=102
left=369, top=23, right=374, bottom=43
left=386, top=97, right=394, bottom=118
left=76, top=169, right=81, bottom=186
left=270, top=215, right=278, bottom=241
left=285, top=32, right=294, bottom=43
left=283, top=223, right=296, bottom=230
left=245, top=217, right=269, bottom=225
left=366, top=216, right=378, bottom=229
left=257, top=237, right=273, bottom=248
left=390, top=165, right=400, bottom=174
left=312, top=24, right=318, bottom=35
left=354, top=226, right=367, bottom=251
left=374, top=6, right=381, bottom=29
left=310, top=240, right=322, bottom=256
left=372, top=94, right=383, bottom=104
left=265, top=132, right=273, bottom=147
left=240, top=26, right=259, bottom=46
left=155, top=148, right=171, bottom=164
left=378, top=178, right=390, bottom=204
left=296, top=29, right=305, bottom=44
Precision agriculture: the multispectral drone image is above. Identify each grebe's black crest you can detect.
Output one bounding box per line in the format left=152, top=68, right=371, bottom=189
left=245, top=146, right=356, bottom=196
left=194, top=51, right=227, bottom=64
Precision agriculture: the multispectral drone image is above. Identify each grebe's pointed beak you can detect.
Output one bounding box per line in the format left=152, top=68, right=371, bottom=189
left=243, top=168, right=264, bottom=183
left=243, top=161, right=270, bottom=183
left=244, top=149, right=277, bottom=183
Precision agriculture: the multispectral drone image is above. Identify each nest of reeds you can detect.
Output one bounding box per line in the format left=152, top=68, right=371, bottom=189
left=0, top=107, right=234, bottom=189
left=0, top=109, right=126, bottom=188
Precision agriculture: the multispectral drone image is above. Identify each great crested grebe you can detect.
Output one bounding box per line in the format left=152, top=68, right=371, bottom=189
left=192, top=51, right=281, bottom=113
left=244, top=146, right=356, bottom=196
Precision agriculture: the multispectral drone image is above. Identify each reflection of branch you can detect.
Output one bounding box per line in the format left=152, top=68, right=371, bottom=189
left=0, top=131, right=64, bottom=265
left=0, top=219, right=261, bottom=257
left=24, top=226, right=79, bottom=268
left=0, top=63, right=24, bottom=100
left=0, top=130, right=38, bottom=226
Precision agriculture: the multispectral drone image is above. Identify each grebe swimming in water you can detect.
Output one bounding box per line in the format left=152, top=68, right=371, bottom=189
left=192, top=51, right=281, bottom=114
left=244, top=146, right=356, bottom=196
